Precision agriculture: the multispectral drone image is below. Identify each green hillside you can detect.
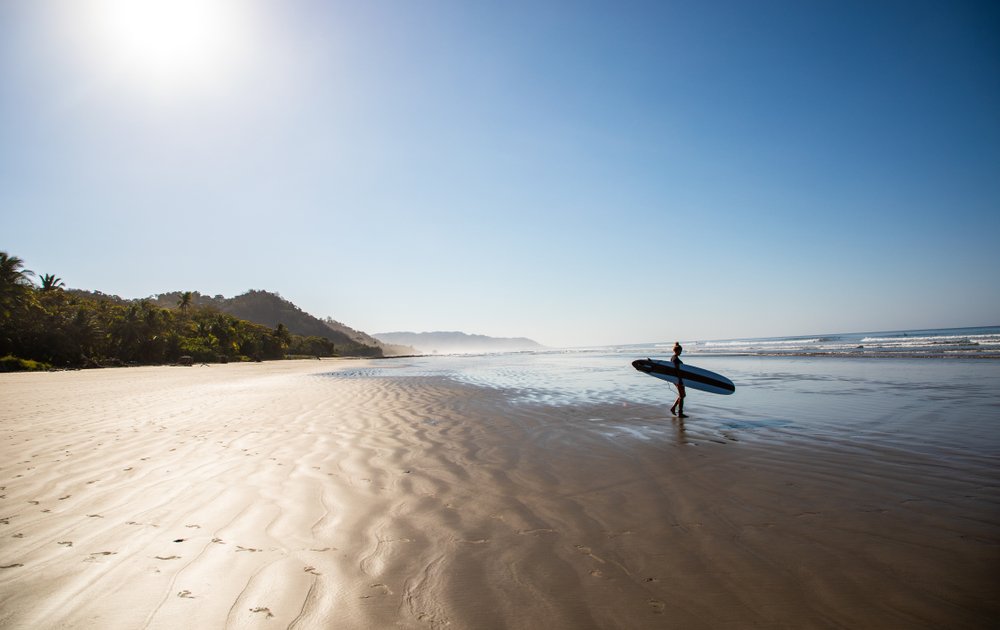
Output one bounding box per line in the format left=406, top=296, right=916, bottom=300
left=0, top=251, right=405, bottom=370
left=149, top=290, right=412, bottom=356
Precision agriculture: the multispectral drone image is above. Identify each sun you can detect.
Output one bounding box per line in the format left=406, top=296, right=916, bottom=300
left=82, top=0, right=256, bottom=93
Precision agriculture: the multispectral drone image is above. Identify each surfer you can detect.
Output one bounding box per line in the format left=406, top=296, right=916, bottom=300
left=669, top=342, right=687, bottom=417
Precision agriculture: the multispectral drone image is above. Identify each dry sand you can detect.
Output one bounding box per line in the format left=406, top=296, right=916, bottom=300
left=1, top=360, right=997, bottom=629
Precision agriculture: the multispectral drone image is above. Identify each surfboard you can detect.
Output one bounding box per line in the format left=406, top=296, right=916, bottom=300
left=632, top=358, right=735, bottom=395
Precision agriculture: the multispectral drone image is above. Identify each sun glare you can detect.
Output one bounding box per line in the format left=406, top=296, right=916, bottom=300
left=83, top=0, right=256, bottom=93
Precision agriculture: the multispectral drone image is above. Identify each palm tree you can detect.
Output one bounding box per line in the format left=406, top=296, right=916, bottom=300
left=177, top=291, right=193, bottom=313
left=1, top=252, right=35, bottom=321
left=39, top=274, right=65, bottom=291
left=0, top=252, right=34, bottom=288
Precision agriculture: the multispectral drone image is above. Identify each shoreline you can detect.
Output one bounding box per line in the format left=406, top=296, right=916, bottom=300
left=1, top=361, right=996, bottom=628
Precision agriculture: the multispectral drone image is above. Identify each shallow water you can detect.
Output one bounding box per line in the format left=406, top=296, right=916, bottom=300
left=326, top=352, right=1000, bottom=462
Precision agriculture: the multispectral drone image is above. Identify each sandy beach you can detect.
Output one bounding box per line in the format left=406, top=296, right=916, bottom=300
left=1, top=359, right=997, bottom=629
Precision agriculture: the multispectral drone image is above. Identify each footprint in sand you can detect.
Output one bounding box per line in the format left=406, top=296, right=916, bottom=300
left=177, top=590, right=196, bottom=599
left=58, top=541, right=73, bottom=547
left=236, top=546, right=262, bottom=553
left=249, top=607, right=274, bottom=618
left=648, top=599, right=666, bottom=614
left=574, top=545, right=605, bottom=564
left=361, top=583, right=392, bottom=598
left=155, top=555, right=181, bottom=560
left=303, top=566, right=321, bottom=575
left=517, top=528, right=557, bottom=536
left=85, top=551, right=117, bottom=562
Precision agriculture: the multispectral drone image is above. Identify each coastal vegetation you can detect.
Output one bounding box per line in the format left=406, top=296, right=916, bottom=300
left=0, top=252, right=383, bottom=371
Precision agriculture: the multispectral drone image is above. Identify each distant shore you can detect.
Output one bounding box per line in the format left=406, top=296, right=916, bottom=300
left=1, top=360, right=996, bottom=628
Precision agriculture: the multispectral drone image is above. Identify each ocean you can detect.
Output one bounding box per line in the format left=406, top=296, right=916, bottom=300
left=615, top=325, right=1000, bottom=358
left=328, top=326, right=1000, bottom=458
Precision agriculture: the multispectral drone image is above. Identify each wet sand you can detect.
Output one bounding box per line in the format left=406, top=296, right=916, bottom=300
left=1, top=360, right=997, bottom=629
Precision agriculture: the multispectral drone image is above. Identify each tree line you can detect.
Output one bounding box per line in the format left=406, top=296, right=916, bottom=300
left=0, top=252, right=381, bottom=371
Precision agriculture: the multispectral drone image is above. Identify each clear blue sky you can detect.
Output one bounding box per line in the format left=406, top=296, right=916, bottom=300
left=2, top=1, right=998, bottom=347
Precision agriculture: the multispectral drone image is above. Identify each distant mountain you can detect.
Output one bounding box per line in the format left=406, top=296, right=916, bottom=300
left=148, top=290, right=413, bottom=356
left=373, top=331, right=544, bottom=354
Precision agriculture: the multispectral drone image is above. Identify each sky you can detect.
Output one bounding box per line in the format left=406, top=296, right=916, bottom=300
left=1, top=0, right=998, bottom=348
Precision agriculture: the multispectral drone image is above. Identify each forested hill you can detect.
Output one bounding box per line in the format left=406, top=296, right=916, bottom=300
left=149, top=290, right=411, bottom=356
left=2, top=250, right=415, bottom=370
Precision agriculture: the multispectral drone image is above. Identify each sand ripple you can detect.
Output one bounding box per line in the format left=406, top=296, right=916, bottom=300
left=1, top=361, right=997, bottom=628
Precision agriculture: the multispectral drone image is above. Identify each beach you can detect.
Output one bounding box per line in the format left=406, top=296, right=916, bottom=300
left=1, top=357, right=997, bottom=629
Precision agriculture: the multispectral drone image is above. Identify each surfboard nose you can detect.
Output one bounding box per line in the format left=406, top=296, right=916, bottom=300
left=631, top=359, right=652, bottom=373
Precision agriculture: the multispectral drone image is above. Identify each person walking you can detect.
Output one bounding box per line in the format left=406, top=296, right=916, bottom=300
left=669, top=342, right=687, bottom=417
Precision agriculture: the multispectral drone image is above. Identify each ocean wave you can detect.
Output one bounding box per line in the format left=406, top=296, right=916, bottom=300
left=860, top=334, right=1000, bottom=347
left=686, top=328, right=1000, bottom=358
left=703, top=338, right=823, bottom=347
